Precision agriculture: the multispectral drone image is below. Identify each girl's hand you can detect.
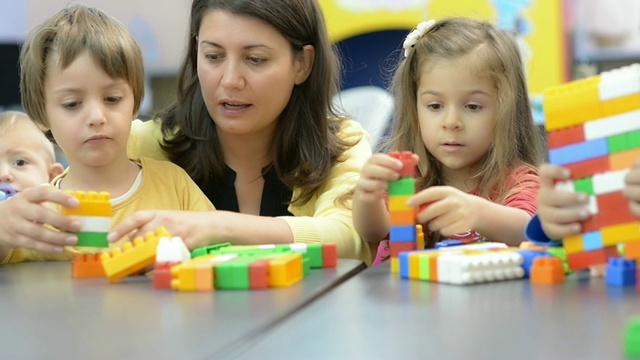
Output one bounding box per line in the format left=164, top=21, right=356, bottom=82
left=0, top=185, right=80, bottom=253
left=624, top=158, right=640, bottom=217
left=537, top=164, right=589, bottom=240
left=355, top=153, right=418, bottom=203
left=410, top=186, right=481, bottom=236
left=108, top=210, right=217, bottom=249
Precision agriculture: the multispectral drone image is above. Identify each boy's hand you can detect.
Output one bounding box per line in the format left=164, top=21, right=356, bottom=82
left=624, top=158, right=640, bottom=217
left=0, top=185, right=80, bottom=254
left=354, top=153, right=418, bottom=203
left=537, top=164, right=589, bottom=240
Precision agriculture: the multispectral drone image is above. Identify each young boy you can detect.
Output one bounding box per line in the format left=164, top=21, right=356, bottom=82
left=0, top=111, right=65, bottom=263
left=3, top=4, right=215, bottom=264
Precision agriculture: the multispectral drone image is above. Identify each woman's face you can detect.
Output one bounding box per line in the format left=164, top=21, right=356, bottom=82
left=196, top=10, right=313, bottom=140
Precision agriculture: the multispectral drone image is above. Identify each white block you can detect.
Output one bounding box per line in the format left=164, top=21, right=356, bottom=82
left=584, top=109, right=640, bottom=141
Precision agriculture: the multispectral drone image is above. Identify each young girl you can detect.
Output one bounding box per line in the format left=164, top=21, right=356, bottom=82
left=352, top=18, right=544, bottom=264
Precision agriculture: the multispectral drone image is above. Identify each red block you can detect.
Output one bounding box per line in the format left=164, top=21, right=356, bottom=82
left=153, top=261, right=181, bottom=289
left=567, top=246, right=619, bottom=270
left=389, top=151, right=415, bottom=178
left=565, top=156, right=610, bottom=179
left=321, top=243, right=337, bottom=268
left=547, top=125, right=585, bottom=149
left=389, top=241, right=416, bottom=257
left=249, top=260, right=269, bottom=289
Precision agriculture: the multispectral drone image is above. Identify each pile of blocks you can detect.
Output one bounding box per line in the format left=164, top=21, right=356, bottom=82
left=543, top=63, right=640, bottom=270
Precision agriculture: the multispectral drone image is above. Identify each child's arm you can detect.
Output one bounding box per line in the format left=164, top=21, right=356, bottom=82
left=352, top=153, right=406, bottom=243
left=410, top=186, right=529, bottom=246
left=624, top=158, right=640, bottom=217
left=0, top=186, right=80, bottom=260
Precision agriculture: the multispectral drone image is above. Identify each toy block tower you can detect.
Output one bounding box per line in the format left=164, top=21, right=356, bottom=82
left=61, top=191, right=111, bottom=247
left=388, top=151, right=417, bottom=273
left=543, top=64, right=640, bottom=270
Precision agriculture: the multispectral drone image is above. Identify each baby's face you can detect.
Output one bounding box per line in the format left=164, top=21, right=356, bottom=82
left=0, top=123, right=54, bottom=192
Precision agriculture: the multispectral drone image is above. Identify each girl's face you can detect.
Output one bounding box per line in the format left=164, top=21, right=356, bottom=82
left=416, top=56, right=497, bottom=187
left=196, top=10, right=313, bottom=141
left=44, top=51, right=135, bottom=171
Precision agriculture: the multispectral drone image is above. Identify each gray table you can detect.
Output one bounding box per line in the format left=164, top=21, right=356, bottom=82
left=230, top=262, right=640, bottom=360
left=0, top=259, right=365, bottom=359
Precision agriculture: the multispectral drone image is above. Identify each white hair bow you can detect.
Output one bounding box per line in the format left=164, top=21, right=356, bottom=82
left=403, top=20, right=436, bottom=58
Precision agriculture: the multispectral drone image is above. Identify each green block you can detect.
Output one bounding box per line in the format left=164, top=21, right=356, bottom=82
left=191, top=243, right=231, bottom=258
left=76, top=232, right=108, bottom=248
left=607, top=133, right=629, bottom=153
left=418, top=255, right=431, bottom=280
left=574, top=177, right=593, bottom=195
left=546, top=246, right=570, bottom=274
left=629, top=129, right=640, bottom=148
left=388, top=178, right=415, bottom=196
left=306, top=244, right=323, bottom=269
left=624, top=317, right=640, bottom=358
left=214, top=256, right=254, bottom=289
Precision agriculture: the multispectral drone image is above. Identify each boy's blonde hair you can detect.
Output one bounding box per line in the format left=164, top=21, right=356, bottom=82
left=386, top=17, right=544, bottom=202
left=0, top=111, right=56, bottom=163
left=19, top=4, right=144, bottom=142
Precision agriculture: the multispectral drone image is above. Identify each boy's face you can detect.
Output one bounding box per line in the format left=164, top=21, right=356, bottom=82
left=0, top=122, right=62, bottom=192
left=43, top=51, right=135, bottom=170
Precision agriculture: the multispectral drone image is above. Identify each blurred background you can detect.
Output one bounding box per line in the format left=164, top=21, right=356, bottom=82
left=0, top=0, right=637, bottom=151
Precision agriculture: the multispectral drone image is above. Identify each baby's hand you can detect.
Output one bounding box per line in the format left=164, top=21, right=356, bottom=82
left=410, top=186, right=481, bottom=236
left=624, top=158, right=640, bottom=217
left=537, top=164, right=589, bottom=240
left=0, top=185, right=80, bottom=253
left=355, top=153, right=418, bottom=203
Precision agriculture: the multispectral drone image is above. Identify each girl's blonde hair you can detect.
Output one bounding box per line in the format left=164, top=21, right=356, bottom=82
left=20, top=4, right=144, bottom=142
left=385, top=17, right=543, bottom=204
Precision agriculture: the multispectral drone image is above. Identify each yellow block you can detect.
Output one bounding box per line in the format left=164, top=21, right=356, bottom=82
left=408, top=252, right=420, bottom=279
left=601, top=93, right=640, bottom=117
left=62, top=191, right=111, bottom=217
left=416, top=224, right=425, bottom=251
left=391, top=257, right=399, bottom=273
left=389, top=195, right=412, bottom=212
left=544, top=76, right=600, bottom=131
left=562, top=234, right=584, bottom=254
left=601, top=222, right=640, bottom=245
left=269, top=254, right=303, bottom=287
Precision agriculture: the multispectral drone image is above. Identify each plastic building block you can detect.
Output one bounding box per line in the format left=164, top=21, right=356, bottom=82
left=543, top=64, right=640, bottom=271
left=71, top=253, right=106, bottom=278
left=530, top=257, right=565, bottom=284
left=435, top=240, right=464, bottom=249
left=61, top=191, right=111, bottom=248
left=605, top=258, right=637, bottom=286
left=153, top=261, right=181, bottom=289
left=624, top=316, right=640, bottom=358
left=100, top=227, right=170, bottom=283
left=0, top=184, right=16, bottom=200
left=156, top=236, right=191, bottom=263
left=515, top=250, right=552, bottom=278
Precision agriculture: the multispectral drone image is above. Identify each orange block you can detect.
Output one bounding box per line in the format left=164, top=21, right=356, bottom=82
left=71, top=253, right=105, bottom=278
left=625, top=242, right=640, bottom=260
left=530, top=257, right=565, bottom=284
left=390, top=210, right=415, bottom=226
left=610, top=148, right=640, bottom=171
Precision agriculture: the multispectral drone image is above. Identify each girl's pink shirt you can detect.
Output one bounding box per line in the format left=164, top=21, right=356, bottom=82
left=372, top=166, right=540, bottom=265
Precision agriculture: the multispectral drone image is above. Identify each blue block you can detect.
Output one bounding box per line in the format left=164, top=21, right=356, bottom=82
left=549, top=138, right=608, bottom=166
left=390, top=225, right=416, bottom=242
left=398, top=252, right=410, bottom=279
left=606, top=257, right=637, bottom=287
left=435, top=240, right=464, bottom=248
left=515, top=250, right=552, bottom=278
left=582, top=231, right=603, bottom=251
